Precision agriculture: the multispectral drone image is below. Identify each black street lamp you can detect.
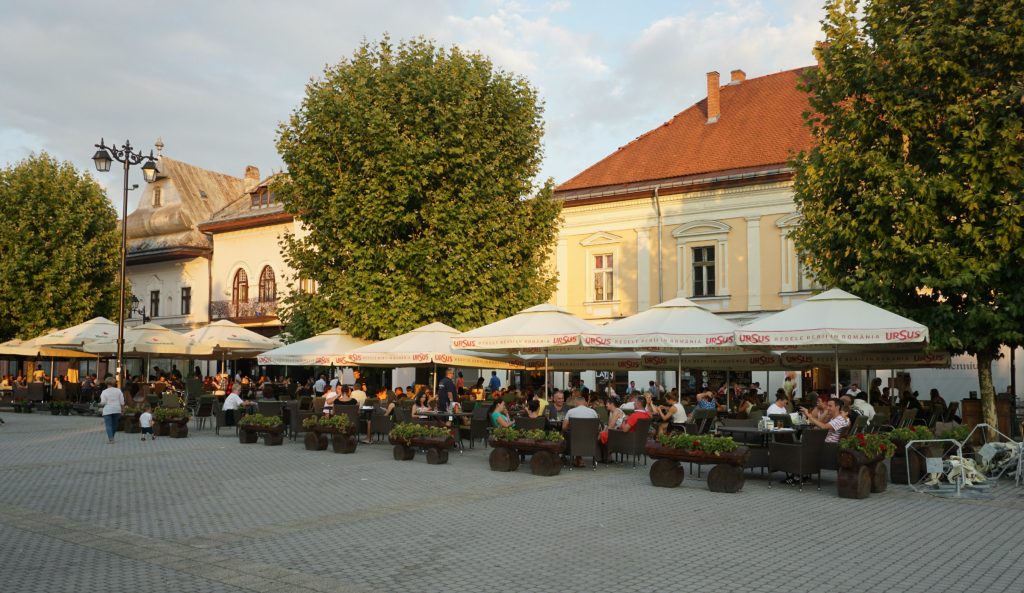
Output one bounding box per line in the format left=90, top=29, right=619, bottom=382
left=129, top=295, right=151, bottom=324
left=92, top=138, right=158, bottom=388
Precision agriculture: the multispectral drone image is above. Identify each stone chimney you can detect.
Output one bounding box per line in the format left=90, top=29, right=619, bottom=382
left=730, top=69, right=746, bottom=84
left=244, top=165, right=260, bottom=191
left=706, top=71, right=721, bottom=124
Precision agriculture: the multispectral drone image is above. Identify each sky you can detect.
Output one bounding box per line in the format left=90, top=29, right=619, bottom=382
left=0, top=0, right=825, bottom=214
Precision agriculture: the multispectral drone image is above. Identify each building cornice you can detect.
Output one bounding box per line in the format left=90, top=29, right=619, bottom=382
left=126, top=246, right=211, bottom=265
left=198, top=211, right=294, bottom=234
left=555, top=166, right=794, bottom=206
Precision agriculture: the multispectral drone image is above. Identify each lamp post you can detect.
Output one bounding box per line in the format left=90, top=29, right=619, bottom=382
left=92, top=139, right=158, bottom=388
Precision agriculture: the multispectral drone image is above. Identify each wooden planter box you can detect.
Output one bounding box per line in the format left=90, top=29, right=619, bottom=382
left=261, top=425, right=285, bottom=446
left=888, top=441, right=943, bottom=485
left=389, top=435, right=455, bottom=464
left=119, top=414, right=141, bottom=433
left=329, top=429, right=358, bottom=453
left=168, top=419, right=190, bottom=439
left=837, top=449, right=886, bottom=499
left=238, top=428, right=259, bottom=444
left=490, top=439, right=566, bottom=476
left=153, top=421, right=170, bottom=437
left=304, top=429, right=329, bottom=451
left=644, top=444, right=751, bottom=493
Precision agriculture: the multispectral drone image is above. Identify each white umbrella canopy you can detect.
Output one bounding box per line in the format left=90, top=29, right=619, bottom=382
left=84, top=323, right=212, bottom=356
left=454, top=304, right=602, bottom=395
left=256, top=328, right=372, bottom=366
left=735, top=289, right=928, bottom=349
left=34, top=317, right=118, bottom=349
left=346, top=322, right=521, bottom=369
left=580, top=296, right=744, bottom=397
left=735, top=289, right=930, bottom=395
left=452, top=304, right=600, bottom=353
left=0, top=337, right=96, bottom=359
left=182, top=320, right=280, bottom=357
left=581, top=297, right=741, bottom=350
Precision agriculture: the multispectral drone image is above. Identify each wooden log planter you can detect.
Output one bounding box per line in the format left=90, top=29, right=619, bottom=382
left=644, top=443, right=751, bottom=493
left=238, top=428, right=259, bottom=444
left=330, top=429, right=358, bottom=453
left=168, top=419, right=190, bottom=439
left=489, top=439, right=567, bottom=476
left=389, top=436, right=456, bottom=464
left=119, top=413, right=141, bottom=434
left=836, top=449, right=886, bottom=499
left=304, top=429, right=329, bottom=451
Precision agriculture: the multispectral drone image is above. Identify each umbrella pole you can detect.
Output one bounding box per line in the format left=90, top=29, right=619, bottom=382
left=726, top=368, right=731, bottom=411
left=834, top=345, right=840, bottom=398
left=677, top=349, right=682, bottom=400
left=544, top=349, right=549, bottom=399
left=432, top=363, right=437, bottom=397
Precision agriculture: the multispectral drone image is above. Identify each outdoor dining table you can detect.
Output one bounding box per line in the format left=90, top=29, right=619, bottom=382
left=717, top=425, right=799, bottom=447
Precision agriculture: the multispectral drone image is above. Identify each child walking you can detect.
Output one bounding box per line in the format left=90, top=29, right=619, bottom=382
left=139, top=405, right=155, bottom=441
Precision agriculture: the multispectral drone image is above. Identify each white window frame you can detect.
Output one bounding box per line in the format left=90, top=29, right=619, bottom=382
left=673, top=220, right=730, bottom=305
left=776, top=213, right=819, bottom=294
left=580, top=232, right=622, bottom=306
left=691, top=245, right=716, bottom=297
left=592, top=253, right=615, bottom=302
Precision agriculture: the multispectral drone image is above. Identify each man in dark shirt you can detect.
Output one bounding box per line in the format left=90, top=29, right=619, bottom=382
left=437, top=368, right=457, bottom=412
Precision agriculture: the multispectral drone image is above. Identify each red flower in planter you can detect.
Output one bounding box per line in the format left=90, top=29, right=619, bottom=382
left=693, top=440, right=701, bottom=447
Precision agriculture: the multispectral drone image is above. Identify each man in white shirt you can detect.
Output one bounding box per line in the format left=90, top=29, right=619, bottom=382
left=223, top=385, right=244, bottom=426
left=766, top=394, right=789, bottom=417
left=849, top=393, right=875, bottom=421
left=312, top=374, right=327, bottom=395
left=562, top=396, right=598, bottom=430
left=351, top=383, right=367, bottom=406
left=329, top=375, right=340, bottom=390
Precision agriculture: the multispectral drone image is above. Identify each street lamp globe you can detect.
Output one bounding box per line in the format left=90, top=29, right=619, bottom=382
left=141, top=159, right=158, bottom=183
left=92, top=147, right=112, bottom=172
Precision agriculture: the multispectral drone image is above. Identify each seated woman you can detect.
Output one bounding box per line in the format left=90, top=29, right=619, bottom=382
left=598, top=397, right=626, bottom=446
left=652, top=392, right=687, bottom=435
left=323, top=384, right=341, bottom=416
left=412, top=392, right=433, bottom=416
left=736, top=392, right=757, bottom=416
left=488, top=399, right=513, bottom=428
left=808, top=393, right=831, bottom=423
left=526, top=399, right=543, bottom=419
left=334, top=386, right=358, bottom=408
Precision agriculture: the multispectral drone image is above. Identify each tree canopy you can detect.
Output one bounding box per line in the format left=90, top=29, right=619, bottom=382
left=276, top=37, right=561, bottom=340
left=792, top=0, right=1024, bottom=428
left=0, top=153, right=121, bottom=340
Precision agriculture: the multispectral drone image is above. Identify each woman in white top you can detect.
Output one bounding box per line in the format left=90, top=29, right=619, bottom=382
left=99, top=377, right=124, bottom=444
left=653, top=393, right=687, bottom=435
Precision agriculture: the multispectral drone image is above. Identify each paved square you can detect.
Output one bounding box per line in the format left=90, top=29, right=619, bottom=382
left=2, top=413, right=1023, bottom=593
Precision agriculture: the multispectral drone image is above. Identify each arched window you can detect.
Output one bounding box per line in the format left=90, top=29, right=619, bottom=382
left=232, top=269, right=248, bottom=304
left=258, top=266, right=276, bottom=302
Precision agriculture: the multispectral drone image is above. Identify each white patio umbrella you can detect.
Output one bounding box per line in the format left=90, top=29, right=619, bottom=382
left=735, top=289, right=929, bottom=396
left=0, top=338, right=96, bottom=359
left=34, top=317, right=118, bottom=349
left=580, top=297, right=744, bottom=400
left=256, top=328, right=372, bottom=366
left=346, top=322, right=522, bottom=393
left=453, top=304, right=601, bottom=395
left=183, top=320, right=281, bottom=374
left=85, top=323, right=211, bottom=356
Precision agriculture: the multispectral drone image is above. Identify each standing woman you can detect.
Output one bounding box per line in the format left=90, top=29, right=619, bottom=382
left=99, top=377, right=124, bottom=444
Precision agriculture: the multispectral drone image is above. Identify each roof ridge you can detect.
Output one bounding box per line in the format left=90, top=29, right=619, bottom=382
left=556, top=65, right=816, bottom=193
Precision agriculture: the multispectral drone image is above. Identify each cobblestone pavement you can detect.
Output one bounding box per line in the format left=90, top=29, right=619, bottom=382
left=1, top=412, right=1023, bottom=593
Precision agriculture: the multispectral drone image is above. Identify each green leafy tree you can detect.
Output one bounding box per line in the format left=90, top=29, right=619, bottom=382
left=0, top=153, right=121, bottom=340
left=792, top=0, right=1024, bottom=432
left=276, top=37, right=561, bottom=340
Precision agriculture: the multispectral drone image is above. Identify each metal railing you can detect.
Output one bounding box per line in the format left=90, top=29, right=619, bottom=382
left=210, top=298, right=278, bottom=321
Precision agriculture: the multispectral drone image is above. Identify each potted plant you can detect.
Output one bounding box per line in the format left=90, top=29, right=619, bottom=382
left=939, top=425, right=975, bottom=455
left=645, top=433, right=748, bottom=492
left=302, top=415, right=329, bottom=451
left=388, top=423, right=455, bottom=464
left=237, top=413, right=266, bottom=444
left=838, top=432, right=894, bottom=497
left=888, top=425, right=935, bottom=484
left=120, top=405, right=142, bottom=433
left=489, top=427, right=566, bottom=476
left=49, top=401, right=62, bottom=415
left=320, top=414, right=356, bottom=453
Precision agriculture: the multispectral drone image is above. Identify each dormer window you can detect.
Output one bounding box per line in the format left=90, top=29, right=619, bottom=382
left=152, top=187, right=162, bottom=207
left=250, top=187, right=275, bottom=209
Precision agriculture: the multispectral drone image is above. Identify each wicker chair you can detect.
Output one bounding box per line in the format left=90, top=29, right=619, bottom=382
left=769, top=428, right=827, bottom=491
left=460, top=406, right=491, bottom=449
left=193, top=397, right=215, bottom=431
left=567, top=417, right=600, bottom=469
left=607, top=418, right=652, bottom=467
left=370, top=407, right=394, bottom=442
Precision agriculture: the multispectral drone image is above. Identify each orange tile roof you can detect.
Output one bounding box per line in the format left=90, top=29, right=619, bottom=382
left=556, top=66, right=815, bottom=194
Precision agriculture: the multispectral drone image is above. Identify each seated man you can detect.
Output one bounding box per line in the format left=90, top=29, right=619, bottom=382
left=621, top=396, right=652, bottom=433
left=800, top=398, right=850, bottom=443
left=563, top=396, right=599, bottom=467
left=766, top=393, right=789, bottom=417
left=850, top=393, right=875, bottom=421
left=546, top=391, right=569, bottom=420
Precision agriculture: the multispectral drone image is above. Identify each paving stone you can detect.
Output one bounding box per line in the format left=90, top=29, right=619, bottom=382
left=1, top=412, right=1023, bottom=593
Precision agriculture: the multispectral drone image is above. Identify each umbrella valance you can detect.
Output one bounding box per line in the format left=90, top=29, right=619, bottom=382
left=256, top=328, right=371, bottom=366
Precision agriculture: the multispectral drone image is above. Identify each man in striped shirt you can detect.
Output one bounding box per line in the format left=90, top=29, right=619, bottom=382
left=802, top=398, right=850, bottom=442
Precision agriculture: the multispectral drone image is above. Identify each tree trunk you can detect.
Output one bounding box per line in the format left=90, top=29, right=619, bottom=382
left=976, top=350, right=998, bottom=440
